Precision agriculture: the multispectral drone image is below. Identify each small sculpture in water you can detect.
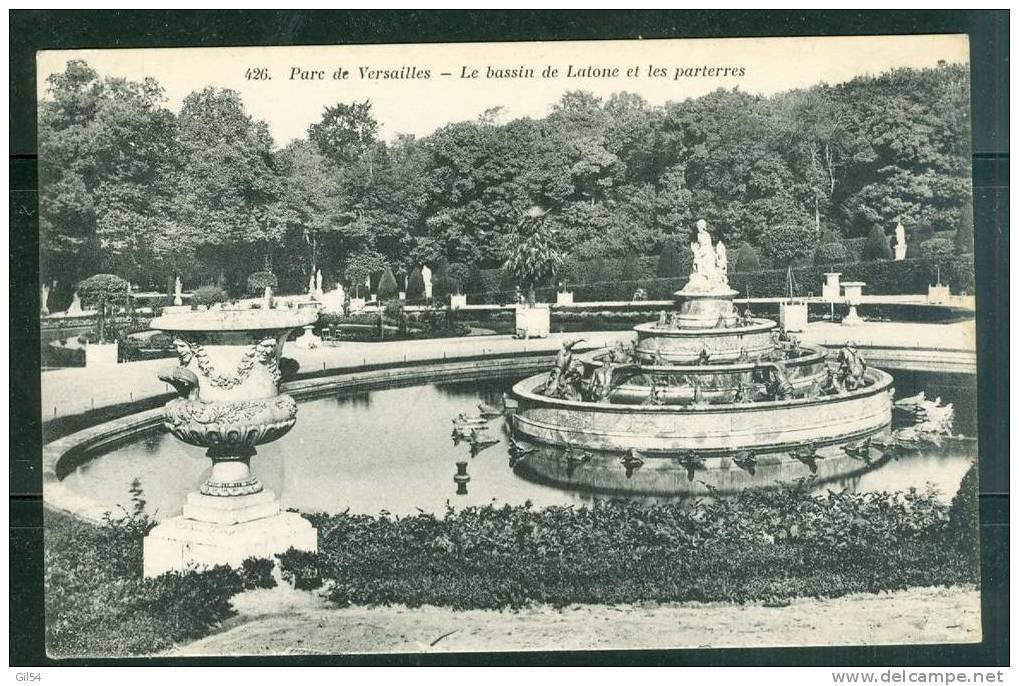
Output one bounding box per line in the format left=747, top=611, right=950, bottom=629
left=673, top=451, right=706, bottom=482
left=620, top=449, right=645, bottom=478
left=589, top=358, right=617, bottom=403
left=790, top=442, right=823, bottom=473
left=732, top=450, right=757, bottom=476
left=837, top=342, right=867, bottom=391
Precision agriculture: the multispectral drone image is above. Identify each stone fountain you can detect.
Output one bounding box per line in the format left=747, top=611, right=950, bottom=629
left=143, top=306, right=318, bottom=577
left=510, top=220, right=894, bottom=493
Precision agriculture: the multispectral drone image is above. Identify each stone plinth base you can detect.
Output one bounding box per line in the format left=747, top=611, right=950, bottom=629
left=556, top=291, right=574, bottom=306
left=143, top=490, right=317, bottom=577
left=515, top=305, right=550, bottom=339
left=85, top=342, right=118, bottom=367
left=928, top=284, right=951, bottom=304
left=779, top=301, right=808, bottom=332
left=294, top=325, right=322, bottom=349
left=842, top=305, right=865, bottom=326
left=449, top=294, right=467, bottom=309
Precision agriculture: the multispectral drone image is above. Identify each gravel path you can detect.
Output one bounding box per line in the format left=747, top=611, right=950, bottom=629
left=172, top=584, right=980, bottom=656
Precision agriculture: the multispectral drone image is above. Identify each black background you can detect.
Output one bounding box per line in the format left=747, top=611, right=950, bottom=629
left=9, top=10, right=1009, bottom=667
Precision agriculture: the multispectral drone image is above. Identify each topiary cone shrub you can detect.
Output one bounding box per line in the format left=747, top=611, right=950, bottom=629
left=954, top=200, right=974, bottom=255
left=407, top=267, right=426, bottom=302
left=862, top=224, right=894, bottom=261
left=377, top=267, right=399, bottom=300
left=732, top=242, right=761, bottom=273
left=656, top=237, right=684, bottom=278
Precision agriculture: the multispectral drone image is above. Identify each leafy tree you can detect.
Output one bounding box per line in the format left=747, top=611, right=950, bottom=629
left=861, top=224, right=894, bottom=261
left=175, top=87, right=285, bottom=283
left=446, top=263, right=471, bottom=296
left=955, top=200, right=974, bottom=254
left=245, top=271, right=278, bottom=296
left=377, top=267, right=399, bottom=300
left=39, top=60, right=180, bottom=290
left=655, top=237, right=685, bottom=277
left=344, top=248, right=385, bottom=297
left=759, top=223, right=818, bottom=268
left=465, top=263, right=486, bottom=297
left=406, top=267, right=426, bottom=301
left=77, top=273, right=129, bottom=342
left=308, top=100, right=381, bottom=172
left=503, top=209, right=564, bottom=304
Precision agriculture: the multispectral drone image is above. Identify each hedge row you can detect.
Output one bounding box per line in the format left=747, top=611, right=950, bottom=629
left=280, top=469, right=979, bottom=610
left=475, top=256, right=973, bottom=302
left=46, top=465, right=978, bottom=655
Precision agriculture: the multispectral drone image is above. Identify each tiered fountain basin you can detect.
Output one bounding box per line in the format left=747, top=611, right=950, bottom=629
left=511, top=368, right=894, bottom=454
left=512, top=443, right=895, bottom=497
left=633, top=319, right=776, bottom=364
left=584, top=344, right=829, bottom=404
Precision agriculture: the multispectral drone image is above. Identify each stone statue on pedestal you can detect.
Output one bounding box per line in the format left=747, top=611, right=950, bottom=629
left=894, top=222, right=907, bottom=261
left=66, top=291, right=83, bottom=316
left=173, top=275, right=183, bottom=306
left=41, top=281, right=51, bottom=316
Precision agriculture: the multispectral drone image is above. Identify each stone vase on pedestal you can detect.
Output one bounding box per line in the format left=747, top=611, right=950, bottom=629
left=143, top=308, right=318, bottom=577
left=515, top=304, right=550, bottom=339
left=841, top=281, right=866, bottom=326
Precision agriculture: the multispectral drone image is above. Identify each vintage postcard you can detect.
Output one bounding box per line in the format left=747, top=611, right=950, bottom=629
left=36, top=34, right=980, bottom=658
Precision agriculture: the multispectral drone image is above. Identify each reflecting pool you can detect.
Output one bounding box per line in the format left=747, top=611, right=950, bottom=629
left=61, top=371, right=977, bottom=518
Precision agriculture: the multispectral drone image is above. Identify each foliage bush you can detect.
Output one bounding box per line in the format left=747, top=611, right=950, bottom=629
left=45, top=511, right=245, bottom=656
left=814, top=241, right=850, bottom=265
left=239, top=557, right=277, bottom=590
left=191, top=284, right=228, bottom=307
left=919, top=237, right=956, bottom=259
left=41, top=343, right=86, bottom=368
left=291, top=479, right=976, bottom=611
left=945, top=463, right=979, bottom=554
left=862, top=224, right=894, bottom=261
left=955, top=200, right=974, bottom=254
left=245, top=270, right=278, bottom=296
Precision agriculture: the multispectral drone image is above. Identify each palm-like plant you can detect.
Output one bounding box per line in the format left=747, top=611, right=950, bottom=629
left=504, top=208, right=564, bottom=306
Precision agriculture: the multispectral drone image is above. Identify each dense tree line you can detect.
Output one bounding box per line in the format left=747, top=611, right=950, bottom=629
left=39, top=59, right=971, bottom=302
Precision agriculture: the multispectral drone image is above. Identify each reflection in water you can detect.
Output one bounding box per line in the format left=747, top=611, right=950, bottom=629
left=62, top=373, right=977, bottom=518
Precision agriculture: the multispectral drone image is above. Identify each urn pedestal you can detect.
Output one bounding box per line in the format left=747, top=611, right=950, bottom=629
left=142, top=308, right=318, bottom=577
left=515, top=304, right=550, bottom=339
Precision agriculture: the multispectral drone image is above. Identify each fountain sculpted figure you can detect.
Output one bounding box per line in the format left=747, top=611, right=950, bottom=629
left=686, top=220, right=729, bottom=292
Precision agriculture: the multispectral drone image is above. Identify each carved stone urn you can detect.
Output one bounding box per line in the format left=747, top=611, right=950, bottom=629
left=142, top=307, right=318, bottom=577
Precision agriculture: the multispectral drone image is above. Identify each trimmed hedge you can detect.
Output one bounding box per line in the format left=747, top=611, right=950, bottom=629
left=477, top=256, right=974, bottom=301
left=283, top=478, right=978, bottom=610
left=45, top=511, right=249, bottom=656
